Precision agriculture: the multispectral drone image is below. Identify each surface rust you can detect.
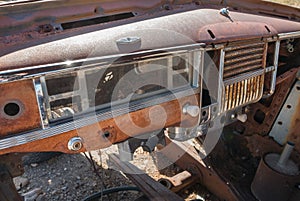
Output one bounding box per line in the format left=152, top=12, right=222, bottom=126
left=287, top=89, right=300, bottom=153
left=110, top=153, right=184, bottom=201
left=0, top=94, right=199, bottom=155
left=158, top=137, right=239, bottom=201
left=231, top=68, right=298, bottom=136
left=0, top=80, right=41, bottom=137
left=1, top=2, right=300, bottom=71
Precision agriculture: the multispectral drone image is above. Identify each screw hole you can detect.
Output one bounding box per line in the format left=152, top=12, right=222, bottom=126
left=287, top=105, right=292, bottom=109
left=296, top=86, right=300, bottom=91
left=4, top=102, right=21, bottom=117
left=103, top=131, right=110, bottom=138
left=278, top=121, right=283, bottom=125
left=202, top=110, right=207, bottom=117
left=73, top=142, right=81, bottom=150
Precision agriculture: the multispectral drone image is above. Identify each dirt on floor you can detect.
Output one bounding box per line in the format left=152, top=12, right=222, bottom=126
left=16, top=146, right=217, bottom=201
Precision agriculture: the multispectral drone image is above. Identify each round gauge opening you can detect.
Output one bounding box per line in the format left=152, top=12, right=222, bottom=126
left=3, top=102, right=21, bottom=117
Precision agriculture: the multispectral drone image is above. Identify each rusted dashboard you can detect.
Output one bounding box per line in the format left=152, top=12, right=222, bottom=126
left=0, top=0, right=300, bottom=158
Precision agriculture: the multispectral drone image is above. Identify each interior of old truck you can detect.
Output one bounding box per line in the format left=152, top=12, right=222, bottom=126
left=0, top=0, right=299, bottom=200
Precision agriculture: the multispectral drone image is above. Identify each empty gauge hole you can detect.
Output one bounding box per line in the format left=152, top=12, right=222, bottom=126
left=3, top=102, right=21, bottom=117
left=287, top=105, right=292, bottom=109
left=202, top=110, right=207, bottom=117
left=297, top=86, right=300, bottom=91
left=278, top=121, right=283, bottom=125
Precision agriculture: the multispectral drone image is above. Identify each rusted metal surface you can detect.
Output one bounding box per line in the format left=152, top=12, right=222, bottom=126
left=251, top=153, right=300, bottom=201
left=198, top=22, right=276, bottom=44
left=1, top=6, right=300, bottom=71
left=220, top=40, right=267, bottom=113
left=231, top=68, right=298, bottom=136
left=158, top=137, right=239, bottom=201
left=109, top=153, right=184, bottom=201
left=0, top=153, right=24, bottom=178
left=164, top=171, right=191, bottom=187
left=0, top=80, right=41, bottom=137
left=246, top=134, right=300, bottom=166
left=0, top=0, right=166, bottom=37
left=0, top=153, right=24, bottom=201
left=0, top=167, right=23, bottom=201
left=158, top=171, right=198, bottom=193
left=269, top=79, right=300, bottom=149
left=222, top=75, right=265, bottom=112
left=223, top=41, right=266, bottom=79
left=0, top=94, right=199, bottom=155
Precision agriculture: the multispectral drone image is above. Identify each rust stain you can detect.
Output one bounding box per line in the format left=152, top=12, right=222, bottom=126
left=0, top=79, right=41, bottom=137
left=287, top=97, right=300, bottom=152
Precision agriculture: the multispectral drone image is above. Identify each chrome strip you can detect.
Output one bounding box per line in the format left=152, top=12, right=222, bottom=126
left=49, top=91, right=79, bottom=101
left=278, top=31, right=300, bottom=40
left=218, top=49, right=225, bottom=113
left=33, top=79, right=49, bottom=128
left=40, top=76, right=52, bottom=121
left=0, top=44, right=202, bottom=81
left=0, top=87, right=198, bottom=150
left=269, top=40, right=280, bottom=95
left=192, top=50, right=202, bottom=88
left=223, top=69, right=265, bottom=86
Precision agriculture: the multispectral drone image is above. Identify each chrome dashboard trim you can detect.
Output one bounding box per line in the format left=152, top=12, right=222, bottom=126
left=0, top=44, right=203, bottom=83
left=223, top=69, right=265, bottom=86
left=217, top=49, right=225, bottom=114
left=270, top=40, right=281, bottom=95
left=0, top=87, right=199, bottom=150
left=278, top=31, right=300, bottom=40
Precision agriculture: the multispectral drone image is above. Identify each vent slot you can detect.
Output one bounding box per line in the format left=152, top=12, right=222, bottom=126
left=220, top=41, right=267, bottom=113
left=61, top=12, right=135, bottom=30
left=223, top=42, right=266, bottom=79
left=222, top=75, right=264, bottom=112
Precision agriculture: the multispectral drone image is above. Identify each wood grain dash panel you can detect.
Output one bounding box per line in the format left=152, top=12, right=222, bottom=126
left=0, top=80, right=41, bottom=136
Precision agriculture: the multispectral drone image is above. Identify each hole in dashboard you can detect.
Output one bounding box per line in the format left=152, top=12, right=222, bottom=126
left=202, top=110, right=207, bottom=117
left=3, top=102, right=21, bottom=117
left=207, top=30, right=216, bottom=39
left=265, top=25, right=271, bottom=33
left=254, top=109, right=265, bottom=124
left=61, top=12, right=135, bottom=30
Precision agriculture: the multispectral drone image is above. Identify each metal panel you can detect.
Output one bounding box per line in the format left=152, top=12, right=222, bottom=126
left=269, top=80, right=300, bottom=145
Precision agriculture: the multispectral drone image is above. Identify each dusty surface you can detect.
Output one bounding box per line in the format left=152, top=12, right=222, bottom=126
left=17, top=146, right=216, bottom=201
left=19, top=147, right=143, bottom=201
